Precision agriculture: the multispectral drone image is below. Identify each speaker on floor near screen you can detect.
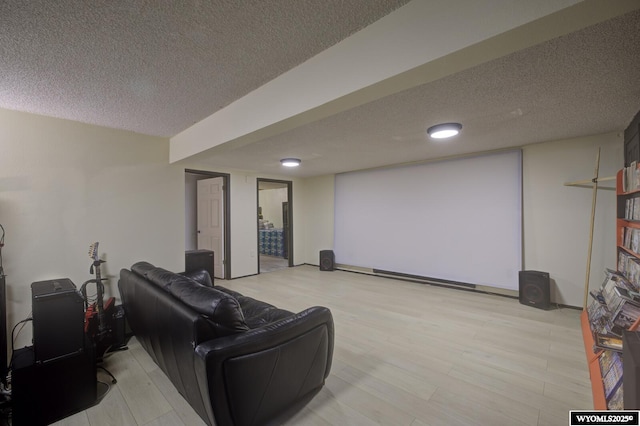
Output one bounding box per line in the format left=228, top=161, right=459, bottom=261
left=319, top=250, right=335, bottom=271
left=518, top=270, right=551, bottom=310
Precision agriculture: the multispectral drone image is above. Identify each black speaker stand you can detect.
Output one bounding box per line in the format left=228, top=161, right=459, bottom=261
left=98, top=365, right=117, bottom=384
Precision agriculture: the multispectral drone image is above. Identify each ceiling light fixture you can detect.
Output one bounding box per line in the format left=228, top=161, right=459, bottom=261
left=280, top=158, right=301, bottom=167
left=427, top=122, right=462, bottom=139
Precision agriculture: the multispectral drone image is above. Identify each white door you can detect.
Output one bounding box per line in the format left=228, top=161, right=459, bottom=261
left=197, top=177, right=224, bottom=279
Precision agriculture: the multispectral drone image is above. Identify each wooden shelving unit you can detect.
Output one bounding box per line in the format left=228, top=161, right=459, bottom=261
left=581, top=310, right=607, bottom=409
left=582, top=167, right=640, bottom=409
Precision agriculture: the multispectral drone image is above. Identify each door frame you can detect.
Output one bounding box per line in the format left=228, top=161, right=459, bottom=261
left=257, top=178, right=293, bottom=272
left=186, top=169, right=231, bottom=280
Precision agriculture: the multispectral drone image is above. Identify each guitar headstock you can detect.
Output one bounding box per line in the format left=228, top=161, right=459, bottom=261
left=88, top=242, right=99, bottom=262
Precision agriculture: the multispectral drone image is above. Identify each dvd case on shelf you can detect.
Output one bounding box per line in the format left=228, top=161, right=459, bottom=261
left=607, top=383, right=624, bottom=410
left=603, top=354, right=624, bottom=399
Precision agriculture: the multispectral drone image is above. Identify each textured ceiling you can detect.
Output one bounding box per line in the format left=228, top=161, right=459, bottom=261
left=1, top=1, right=639, bottom=178
left=0, top=0, right=409, bottom=137
left=194, top=8, right=640, bottom=177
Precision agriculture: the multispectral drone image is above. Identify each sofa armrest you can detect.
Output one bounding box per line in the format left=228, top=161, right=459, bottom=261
left=194, top=306, right=334, bottom=426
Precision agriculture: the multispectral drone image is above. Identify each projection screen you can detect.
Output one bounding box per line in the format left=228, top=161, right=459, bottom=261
left=334, top=150, right=522, bottom=290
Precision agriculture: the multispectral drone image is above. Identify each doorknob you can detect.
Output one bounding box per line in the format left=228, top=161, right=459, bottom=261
left=197, top=230, right=201, bottom=234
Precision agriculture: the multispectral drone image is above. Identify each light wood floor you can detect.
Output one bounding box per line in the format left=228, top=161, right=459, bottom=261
left=52, top=265, right=592, bottom=426
left=259, top=254, right=289, bottom=273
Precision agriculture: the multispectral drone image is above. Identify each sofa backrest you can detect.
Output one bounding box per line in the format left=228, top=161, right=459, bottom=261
left=147, top=267, right=184, bottom=292
left=169, top=279, right=249, bottom=336
left=129, top=263, right=249, bottom=337
left=180, top=269, right=214, bottom=287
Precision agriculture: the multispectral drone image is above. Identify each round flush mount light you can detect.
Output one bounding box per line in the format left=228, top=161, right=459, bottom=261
left=280, top=158, right=301, bottom=167
left=427, top=122, right=462, bottom=139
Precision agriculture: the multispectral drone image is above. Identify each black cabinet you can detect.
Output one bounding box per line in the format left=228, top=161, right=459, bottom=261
left=12, top=346, right=96, bottom=425
left=185, top=249, right=215, bottom=283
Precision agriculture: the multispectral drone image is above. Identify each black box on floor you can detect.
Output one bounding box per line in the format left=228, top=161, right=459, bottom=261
left=12, top=345, right=97, bottom=425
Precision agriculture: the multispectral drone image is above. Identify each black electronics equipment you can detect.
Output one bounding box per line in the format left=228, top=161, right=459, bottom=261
left=31, top=278, right=85, bottom=364
left=518, top=270, right=551, bottom=310
left=624, top=109, right=640, bottom=167
left=186, top=249, right=215, bottom=283
left=623, top=330, right=640, bottom=409
left=319, top=250, right=335, bottom=271
left=0, top=275, right=6, bottom=385
left=12, top=346, right=96, bottom=425
left=112, top=304, right=132, bottom=350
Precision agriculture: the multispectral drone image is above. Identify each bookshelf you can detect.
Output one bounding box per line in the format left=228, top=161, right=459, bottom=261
left=581, top=167, right=640, bottom=409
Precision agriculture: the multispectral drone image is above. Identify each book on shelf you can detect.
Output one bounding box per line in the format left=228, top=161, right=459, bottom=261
left=618, top=251, right=640, bottom=289
left=626, top=196, right=640, bottom=221
left=623, top=161, right=640, bottom=193
left=603, top=352, right=624, bottom=399
left=587, top=269, right=640, bottom=357
left=611, top=302, right=640, bottom=331
left=599, top=350, right=620, bottom=377
left=607, top=384, right=624, bottom=410
left=596, top=333, right=623, bottom=353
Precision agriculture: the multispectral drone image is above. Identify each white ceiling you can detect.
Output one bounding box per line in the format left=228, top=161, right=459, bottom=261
left=2, top=1, right=640, bottom=178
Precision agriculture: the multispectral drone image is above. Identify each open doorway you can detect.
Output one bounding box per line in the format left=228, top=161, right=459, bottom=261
left=185, top=169, right=231, bottom=280
left=257, top=179, right=293, bottom=273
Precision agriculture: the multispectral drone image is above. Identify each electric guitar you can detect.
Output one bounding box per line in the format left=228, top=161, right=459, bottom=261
left=82, top=242, right=115, bottom=358
left=90, top=242, right=109, bottom=333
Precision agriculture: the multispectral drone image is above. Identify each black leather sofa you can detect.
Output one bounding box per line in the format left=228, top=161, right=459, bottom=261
left=118, top=262, right=334, bottom=426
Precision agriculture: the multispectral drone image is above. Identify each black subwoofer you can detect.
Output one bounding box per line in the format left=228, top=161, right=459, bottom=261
left=519, top=270, right=551, bottom=310
left=186, top=249, right=215, bottom=283
left=319, top=250, right=335, bottom=271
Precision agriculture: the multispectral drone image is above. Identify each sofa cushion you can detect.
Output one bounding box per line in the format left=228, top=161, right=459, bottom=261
left=216, top=287, right=293, bottom=329
left=214, top=286, right=243, bottom=299
left=180, top=269, right=214, bottom=288
left=169, top=279, right=249, bottom=337
left=131, top=261, right=156, bottom=278
left=239, top=296, right=293, bottom=328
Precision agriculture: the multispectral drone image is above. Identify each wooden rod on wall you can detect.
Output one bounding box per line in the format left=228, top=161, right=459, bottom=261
left=583, top=148, right=601, bottom=310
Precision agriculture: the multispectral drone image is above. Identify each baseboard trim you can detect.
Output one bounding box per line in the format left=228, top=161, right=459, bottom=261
left=304, top=263, right=580, bottom=308
left=328, top=263, right=520, bottom=300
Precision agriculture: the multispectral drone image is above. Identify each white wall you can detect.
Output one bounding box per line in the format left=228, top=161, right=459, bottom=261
left=523, top=132, right=622, bottom=307
left=178, top=164, right=307, bottom=278
left=295, top=133, right=622, bottom=307
left=0, top=108, right=185, bottom=347
left=0, top=105, right=622, bottom=354
left=259, top=188, right=287, bottom=229
left=298, top=175, right=335, bottom=265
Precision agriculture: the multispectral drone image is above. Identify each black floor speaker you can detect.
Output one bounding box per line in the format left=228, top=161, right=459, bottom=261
left=31, top=278, right=85, bottom=364
left=319, top=250, right=335, bottom=271
left=519, top=270, right=551, bottom=310
left=186, top=249, right=215, bottom=283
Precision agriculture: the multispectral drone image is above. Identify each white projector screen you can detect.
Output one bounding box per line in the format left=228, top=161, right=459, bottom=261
left=334, top=150, right=522, bottom=290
